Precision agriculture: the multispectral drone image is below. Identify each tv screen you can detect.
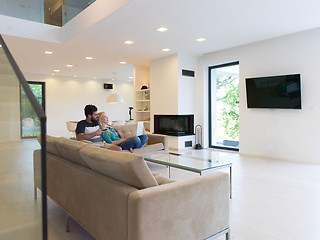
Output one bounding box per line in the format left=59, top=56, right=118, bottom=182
left=245, top=74, right=301, bottom=109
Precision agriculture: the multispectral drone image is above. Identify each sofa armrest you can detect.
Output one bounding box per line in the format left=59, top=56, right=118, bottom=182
left=128, top=172, right=229, bottom=240
left=146, top=134, right=169, bottom=152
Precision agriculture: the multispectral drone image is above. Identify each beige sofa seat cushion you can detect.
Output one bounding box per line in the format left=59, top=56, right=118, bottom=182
left=80, top=145, right=158, bottom=189
left=113, top=124, right=139, bottom=138
left=54, top=137, right=89, bottom=167
left=152, top=172, right=175, bottom=185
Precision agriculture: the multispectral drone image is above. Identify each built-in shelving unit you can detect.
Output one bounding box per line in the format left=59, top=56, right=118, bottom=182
left=134, top=65, right=151, bottom=133
left=135, top=88, right=150, bottom=132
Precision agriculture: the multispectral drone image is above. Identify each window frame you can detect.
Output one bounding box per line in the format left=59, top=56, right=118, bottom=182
left=208, top=61, right=239, bottom=151
left=20, top=81, right=46, bottom=139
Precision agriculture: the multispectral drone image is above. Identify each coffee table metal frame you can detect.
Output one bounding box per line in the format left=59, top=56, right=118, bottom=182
left=144, top=152, right=232, bottom=199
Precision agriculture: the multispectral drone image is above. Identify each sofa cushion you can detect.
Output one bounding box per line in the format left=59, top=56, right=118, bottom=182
left=79, top=145, right=158, bottom=189
left=36, top=135, right=61, bottom=156
left=113, top=124, right=140, bottom=138
left=152, top=172, right=175, bottom=185
left=54, top=137, right=89, bottom=167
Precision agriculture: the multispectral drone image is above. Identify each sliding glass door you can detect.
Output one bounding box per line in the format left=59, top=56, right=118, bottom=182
left=209, top=62, right=239, bottom=150
left=20, top=81, right=45, bottom=138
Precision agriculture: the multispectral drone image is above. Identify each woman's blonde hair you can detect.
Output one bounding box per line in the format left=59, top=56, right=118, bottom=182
left=97, top=112, right=107, bottom=130
left=97, top=112, right=120, bottom=139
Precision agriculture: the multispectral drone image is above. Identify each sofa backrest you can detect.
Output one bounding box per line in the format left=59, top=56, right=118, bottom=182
left=80, top=144, right=158, bottom=189
left=37, top=135, right=62, bottom=156
left=54, top=137, right=90, bottom=168
left=114, top=124, right=142, bottom=138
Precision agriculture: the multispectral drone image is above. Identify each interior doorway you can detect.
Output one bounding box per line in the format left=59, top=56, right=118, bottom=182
left=209, top=61, right=239, bottom=150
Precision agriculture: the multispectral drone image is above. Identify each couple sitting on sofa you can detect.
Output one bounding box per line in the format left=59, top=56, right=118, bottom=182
left=75, top=104, right=148, bottom=152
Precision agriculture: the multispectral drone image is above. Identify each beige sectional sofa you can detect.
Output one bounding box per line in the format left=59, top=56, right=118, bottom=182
left=111, top=124, right=169, bottom=155
left=78, top=123, right=169, bottom=155
left=34, top=136, right=230, bottom=240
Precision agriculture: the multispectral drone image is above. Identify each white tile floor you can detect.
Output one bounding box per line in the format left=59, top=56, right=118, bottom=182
left=1, top=140, right=320, bottom=240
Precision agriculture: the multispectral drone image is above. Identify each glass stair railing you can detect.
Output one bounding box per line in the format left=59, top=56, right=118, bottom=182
left=0, top=35, right=47, bottom=240
left=0, top=0, right=96, bottom=27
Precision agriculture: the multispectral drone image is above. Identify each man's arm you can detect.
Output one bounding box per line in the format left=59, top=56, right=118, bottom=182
left=76, top=129, right=102, bottom=141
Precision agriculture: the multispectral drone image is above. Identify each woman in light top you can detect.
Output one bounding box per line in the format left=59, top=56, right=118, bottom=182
left=97, top=112, right=148, bottom=152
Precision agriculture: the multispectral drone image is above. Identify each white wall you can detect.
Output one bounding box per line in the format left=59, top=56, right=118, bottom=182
left=197, top=27, right=320, bottom=164
left=0, top=55, right=20, bottom=142
left=25, top=73, right=133, bottom=137
left=177, top=53, right=197, bottom=115
left=150, top=54, right=179, bottom=128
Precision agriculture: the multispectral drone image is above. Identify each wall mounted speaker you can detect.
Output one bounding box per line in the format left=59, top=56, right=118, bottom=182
left=104, top=83, right=113, bottom=89
left=182, top=69, right=195, bottom=77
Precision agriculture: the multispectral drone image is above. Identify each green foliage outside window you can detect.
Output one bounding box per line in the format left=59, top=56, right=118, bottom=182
left=21, top=84, right=43, bottom=137
left=216, top=76, right=239, bottom=140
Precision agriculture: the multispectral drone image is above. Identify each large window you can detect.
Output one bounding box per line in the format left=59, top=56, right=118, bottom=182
left=20, top=81, right=45, bottom=138
left=209, top=62, right=239, bottom=150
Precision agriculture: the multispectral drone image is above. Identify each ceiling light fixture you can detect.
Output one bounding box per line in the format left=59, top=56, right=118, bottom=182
left=74, top=75, right=77, bottom=78
left=196, top=38, right=206, bottom=42
left=66, top=64, right=73, bottom=67
left=106, top=93, right=124, bottom=104
left=162, top=48, right=171, bottom=52
left=156, top=27, right=168, bottom=32
left=129, top=77, right=133, bottom=79
left=120, top=61, right=126, bottom=64
left=85, top=57, right=93, bottom=60
left=124, top=40, right=134, bottom=45
left=44, top=51, right=53, bottom=54
left=53, top=69, right=60, bottom=72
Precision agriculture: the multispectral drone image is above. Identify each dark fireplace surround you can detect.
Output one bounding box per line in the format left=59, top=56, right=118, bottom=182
left=154, top=115, right=194, bottom=136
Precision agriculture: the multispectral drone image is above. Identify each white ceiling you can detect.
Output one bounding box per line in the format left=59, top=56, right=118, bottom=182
left=2, top=0, right=320, bottom=81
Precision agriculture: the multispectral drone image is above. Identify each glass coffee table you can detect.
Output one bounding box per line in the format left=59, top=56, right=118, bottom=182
left=144, top=150, right=233, bottom=198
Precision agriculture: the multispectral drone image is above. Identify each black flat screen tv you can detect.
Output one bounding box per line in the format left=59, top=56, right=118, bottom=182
left=245, top=74, right=301, bottom=109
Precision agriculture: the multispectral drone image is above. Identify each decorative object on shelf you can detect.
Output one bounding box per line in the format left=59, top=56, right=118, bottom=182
left=129, top=107, right=133, bottom=120
left=144, top=106, right=149, bottom=111
left=144, top=90, right=150, bottom=100
left=141, top=85, right=148, bottom=90
left=195, top=125, right=203, bottom=150
left=106, top=93, right=124, bottom=104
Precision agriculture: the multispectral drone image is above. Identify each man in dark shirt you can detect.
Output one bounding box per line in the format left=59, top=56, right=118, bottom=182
left=76, top=104, right=103, bottom=142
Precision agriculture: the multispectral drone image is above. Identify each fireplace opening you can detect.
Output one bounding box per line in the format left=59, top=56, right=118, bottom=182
left=154, top=115, right=194, bottom=136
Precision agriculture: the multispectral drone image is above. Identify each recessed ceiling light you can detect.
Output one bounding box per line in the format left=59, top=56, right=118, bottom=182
left=44, top=51, right=53, bottom=54
left=196, top=38, right=206, bottom=42
left=85, top=57, right=93, bottom=60
left=120, top=61, right=126, bottom=64
left=162, top=48, right=170, bottom=52
left=53, top=69, right=60, bottom=72
left=156, top=27, right=168, bottom=32
left=74, top=75, right=77, bottom=78
left=129, top=77, right=133, bottom=79
left=52, top=73, right=55, bottom=76
left=124, top=40, right=134, bottom=45
left=66, top=64, right=73, bottom=67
